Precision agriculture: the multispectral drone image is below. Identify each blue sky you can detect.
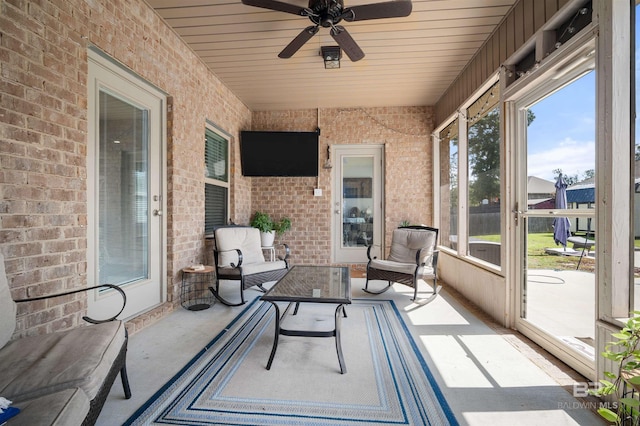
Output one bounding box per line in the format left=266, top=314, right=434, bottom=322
left=528, top=5, right=639, bottom=183
left=526, top=71, right=596, bottom=182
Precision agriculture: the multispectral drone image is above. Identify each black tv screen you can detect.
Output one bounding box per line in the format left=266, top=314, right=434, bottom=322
left=240, top=131, right=319, bottom=177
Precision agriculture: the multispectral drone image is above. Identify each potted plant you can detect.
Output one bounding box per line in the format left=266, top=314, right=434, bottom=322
left=274, top=217, right=291, bottom=238
left=250, top=211, right=275, bottom=247
left=590, top=312, right=640, bottom=425
left=250, top=212, right=291, bottom=247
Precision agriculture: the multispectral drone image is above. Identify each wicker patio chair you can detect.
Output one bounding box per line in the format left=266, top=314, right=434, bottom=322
left=364, top=225, right=439, bottom=301
left=211, top=226, right=290, bottom=306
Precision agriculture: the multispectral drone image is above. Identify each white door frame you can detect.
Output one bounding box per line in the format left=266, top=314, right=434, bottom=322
left=87, top=48, right=167, bottom=320
left=506, top=33, right=597, bottom=379
left=332, top=144, right=384, bottom=263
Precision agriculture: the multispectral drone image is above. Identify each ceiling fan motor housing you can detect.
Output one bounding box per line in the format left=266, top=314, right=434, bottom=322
left=241, top=0, right=412, bottom=61
left=309, top=0, right=345, bottom=27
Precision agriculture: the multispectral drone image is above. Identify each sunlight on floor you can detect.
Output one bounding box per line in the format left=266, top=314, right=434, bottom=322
left=422, top=334, right=562, bottom=389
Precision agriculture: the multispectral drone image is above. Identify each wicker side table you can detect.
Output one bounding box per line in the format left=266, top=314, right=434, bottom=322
left=180, top=266, right=215, bottom=311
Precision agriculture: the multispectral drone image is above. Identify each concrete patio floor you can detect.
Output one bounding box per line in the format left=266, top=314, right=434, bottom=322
left=96, top=275, right=607, bottom=425
left=526, top=268, right=596, bottom=359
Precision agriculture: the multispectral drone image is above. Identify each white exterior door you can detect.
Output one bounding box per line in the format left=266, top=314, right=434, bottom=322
left=332, top=145, right=384, bottom=263
left=87, top=50, right=166, bottom=319
left=509, top=40, right=596, bottom=379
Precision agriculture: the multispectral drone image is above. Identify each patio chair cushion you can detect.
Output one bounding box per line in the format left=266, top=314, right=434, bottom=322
left=388, top=227, right=437, bottom=264
left=217, top=260, right=288, bottom=276
left=369, top=259, right=435, bottom=276
left=364, top=226, right=439, bottom=301
left=0, top=255, right=16, bottom=350
left=211, top=225, right=290, bottom=306
left=215, top=227, right=265, bottom=267
left=0, top=320, right=126, bottom=402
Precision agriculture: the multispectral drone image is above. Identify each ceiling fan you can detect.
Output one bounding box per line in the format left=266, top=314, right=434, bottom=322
left=241, top=0, right=413, bottom=62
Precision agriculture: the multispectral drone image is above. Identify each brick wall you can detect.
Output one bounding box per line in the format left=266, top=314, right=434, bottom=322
left=0, top=0, right=434, bottom=339
left=251, top=106, right=434, bottom=264
left=0, top=0, right=251, bottom=337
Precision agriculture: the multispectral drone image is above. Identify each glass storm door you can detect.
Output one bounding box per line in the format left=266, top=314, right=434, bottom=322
left=87, top=50, right=165, bottom=319
left=333, top=145, right=383, bottom=263
left=513, top=47, right=596, bottom=378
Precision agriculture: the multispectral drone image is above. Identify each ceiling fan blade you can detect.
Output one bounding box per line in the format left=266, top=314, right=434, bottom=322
left=278, top=26, right=319, bottom=58
left=343, top=0, right=412, bottom=22
left=241, top=0, right=307, bottom=16
left=330, top=26, right=364, bottom=62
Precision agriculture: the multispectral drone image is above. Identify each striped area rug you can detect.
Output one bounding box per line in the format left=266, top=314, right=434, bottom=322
left=125, top=298, right=458, bottom=425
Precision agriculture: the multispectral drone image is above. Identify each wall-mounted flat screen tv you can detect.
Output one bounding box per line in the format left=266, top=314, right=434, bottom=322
left=240, top=130, right=319, bottom=177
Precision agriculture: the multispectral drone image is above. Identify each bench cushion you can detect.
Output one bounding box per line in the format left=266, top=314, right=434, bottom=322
left=0, top=320, right=126, bottom=402
left=12, top=388, right=90, bottom=425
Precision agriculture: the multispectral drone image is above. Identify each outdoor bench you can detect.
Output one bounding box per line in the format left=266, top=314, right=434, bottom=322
left=0, top=253, right=131, bottom=425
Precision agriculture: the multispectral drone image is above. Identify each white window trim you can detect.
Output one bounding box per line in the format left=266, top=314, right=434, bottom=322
left=204, top=122, right=230, bottom=230
left=433, top=74, right=503, bottom=273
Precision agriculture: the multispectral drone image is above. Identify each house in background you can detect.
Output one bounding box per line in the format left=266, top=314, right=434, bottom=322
left=527, top=176, right=556, bottom=209
left=567, top=179, right=595, bottom=233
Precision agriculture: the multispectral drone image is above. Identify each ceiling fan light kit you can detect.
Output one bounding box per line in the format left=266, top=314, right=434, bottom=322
left=242, top=0, right=412, bottom=62
left=320, top=46, right=341, bottom=69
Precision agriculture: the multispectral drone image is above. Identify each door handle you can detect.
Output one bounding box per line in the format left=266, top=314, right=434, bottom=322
left=153, top=209, right=163, bottom=216
left=512, top=208, right=524, bottom=226
left=334, top=210, right=340, bottom=215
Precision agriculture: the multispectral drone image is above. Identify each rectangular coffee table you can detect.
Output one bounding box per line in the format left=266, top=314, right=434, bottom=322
left=260, top=265, right=351, bottom=374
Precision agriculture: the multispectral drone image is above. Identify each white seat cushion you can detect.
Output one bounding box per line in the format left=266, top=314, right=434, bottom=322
left=215, top=227, right=265, bottom=267
left=370, top=259, right=417, bottom=275
left=370, top=259, right=435, bottom=277
left=218, top=260, right=287, bottom=277
left=241, top=260, right=287, bottom=276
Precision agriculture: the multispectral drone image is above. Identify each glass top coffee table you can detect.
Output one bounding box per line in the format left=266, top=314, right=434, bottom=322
left=260, top=265, right=351, bottom=374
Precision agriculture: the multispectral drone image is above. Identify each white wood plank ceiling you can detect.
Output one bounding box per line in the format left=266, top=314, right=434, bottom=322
left=147, top=0, right=518, bottom=110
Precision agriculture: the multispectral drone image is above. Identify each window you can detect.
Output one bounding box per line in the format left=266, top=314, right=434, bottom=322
left=466, top=82, right=501, bottom=266
left=439, top=119, right=459, bottom=250
left=435, top=80, right=502, bottom=268
left=205, top=125, right=229, bottom=234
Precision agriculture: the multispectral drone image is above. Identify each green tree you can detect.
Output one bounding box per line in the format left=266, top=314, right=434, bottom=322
left=467, top=109, right=535, bottom=205
left=468, top=109, right=500, bottom=205
left=449, top=145, right=459, bottom=209
left=552, top=168, right=594, bottom=185
left=583, top=169, right=595, bottom=179
left=552, top=168, right=578, bottom=186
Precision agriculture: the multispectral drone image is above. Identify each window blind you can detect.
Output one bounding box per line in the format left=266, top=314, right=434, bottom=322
left=205, top=183, right=228, bottom=234
left=205, top=128, right=228, bottom=182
